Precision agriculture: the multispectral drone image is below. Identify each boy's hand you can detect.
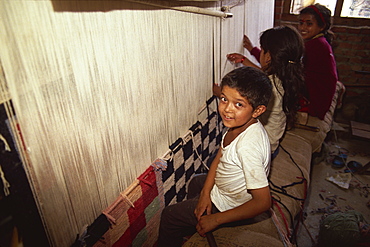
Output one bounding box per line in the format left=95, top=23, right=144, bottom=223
left=196, top=214, right=219, bottom=237
left=194, top=192, right=212, bottom=221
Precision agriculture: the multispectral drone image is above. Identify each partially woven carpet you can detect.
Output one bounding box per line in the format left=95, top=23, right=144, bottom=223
left=162, top=110, right=223, bottom=207
left=94, top=165, right=164, bottom=247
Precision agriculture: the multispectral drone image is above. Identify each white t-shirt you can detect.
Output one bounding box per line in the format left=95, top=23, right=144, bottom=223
left=259, top=75, right=286, bottom=153
left=210, top=120, right=271, bottom=212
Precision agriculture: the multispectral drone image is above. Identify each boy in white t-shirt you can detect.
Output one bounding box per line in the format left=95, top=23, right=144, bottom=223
left=158, top=66, right=272, bottom=247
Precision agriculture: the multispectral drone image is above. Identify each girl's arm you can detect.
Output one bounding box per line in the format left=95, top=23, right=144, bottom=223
left=243, top=35, right=261, bottom=63
left=213, top=83, right=221, bottom=98
left=196, top=186, right=271, bottom=236
left=243, top=34, right=255, bottom=52
left=226, top=53, right=261, bottom=69
left=194, top=148, right=222, bottom=220
left=250, top=47, right=261, bottom=63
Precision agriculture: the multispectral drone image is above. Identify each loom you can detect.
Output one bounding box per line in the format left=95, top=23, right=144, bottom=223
left=0, top=0, right=275, bottom=245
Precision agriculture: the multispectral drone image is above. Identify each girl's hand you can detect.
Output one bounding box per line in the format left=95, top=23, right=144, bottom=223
left=196, top=214, right=220, bottom=237
left=213, top=83, right=221, bottom=98
left=194, top=192, right=212, bottom=221
left=243, top=35, right=254, bottom=52
left=226, top=53, right=246, bottom=64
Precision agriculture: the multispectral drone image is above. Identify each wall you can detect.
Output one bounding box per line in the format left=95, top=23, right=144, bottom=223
left=331, top=26, right=370, bottom=96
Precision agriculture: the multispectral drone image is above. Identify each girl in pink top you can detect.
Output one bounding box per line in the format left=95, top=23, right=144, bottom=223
left=298, top=4, right=338, bottom=119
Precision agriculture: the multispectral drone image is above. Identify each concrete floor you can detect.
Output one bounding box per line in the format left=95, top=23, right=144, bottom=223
left=296, top=122, right=370, bottom=247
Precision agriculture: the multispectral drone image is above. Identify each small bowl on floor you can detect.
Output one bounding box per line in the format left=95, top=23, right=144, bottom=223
left=332, top=153, right=347, bottom=169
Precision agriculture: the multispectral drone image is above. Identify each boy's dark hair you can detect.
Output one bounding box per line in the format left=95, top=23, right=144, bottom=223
left=221, top=66, right=272, bottom=110
left=300, top=3, right=334, bottom=44
left=259, top=25, right=305, bottom=128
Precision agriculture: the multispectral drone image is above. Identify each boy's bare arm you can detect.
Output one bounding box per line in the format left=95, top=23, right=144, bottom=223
left=194, top=148, right=222, bottom=220
left=202, top=148, right=221, bottom=192
left=196, top=186, right=271, bottom=236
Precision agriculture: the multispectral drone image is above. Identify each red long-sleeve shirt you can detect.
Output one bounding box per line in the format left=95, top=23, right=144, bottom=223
left=303, top=36, right=338, bottom=119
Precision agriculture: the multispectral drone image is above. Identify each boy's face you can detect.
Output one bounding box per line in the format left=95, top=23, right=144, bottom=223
left=218, top=86, right=264, bottom=132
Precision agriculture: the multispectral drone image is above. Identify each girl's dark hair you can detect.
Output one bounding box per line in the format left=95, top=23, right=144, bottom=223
left=259, top=25, right=305, bottom=128
left=300, top=3, right=335, bottom=44
left=221, top=66, right=272, bottom=110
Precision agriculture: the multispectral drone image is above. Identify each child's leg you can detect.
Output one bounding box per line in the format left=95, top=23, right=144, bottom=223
left=158, top=197, right=199, bottom=247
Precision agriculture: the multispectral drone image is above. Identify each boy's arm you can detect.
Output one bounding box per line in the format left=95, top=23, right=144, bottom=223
left=194, top=148, right=222, bottom=220
left=196, top=186, right=271, bottom=236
